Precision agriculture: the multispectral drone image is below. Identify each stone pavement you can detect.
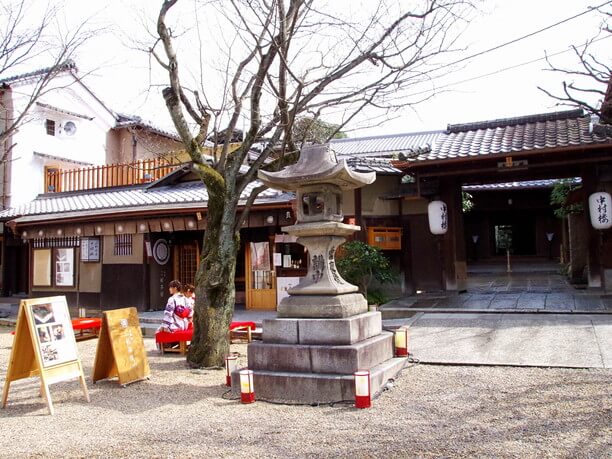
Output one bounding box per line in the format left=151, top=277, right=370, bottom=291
left=2, top=261, right=610, bottom=369
left=380, top=262, right=612, bottom=369
left=402, top=312, right=612, bottom=369
left=383, top=269, right=612, bottom=314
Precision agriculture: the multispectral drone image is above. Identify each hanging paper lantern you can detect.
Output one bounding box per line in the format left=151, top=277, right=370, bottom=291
left=428, top=200, right=448, bottom=235
left=588, top=192, right=612, bottom=230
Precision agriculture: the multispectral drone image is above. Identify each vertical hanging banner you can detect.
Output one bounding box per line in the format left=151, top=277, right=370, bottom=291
left=1, top=296, right=90, bottom=415
left=92, top=307, right=150, bottom=386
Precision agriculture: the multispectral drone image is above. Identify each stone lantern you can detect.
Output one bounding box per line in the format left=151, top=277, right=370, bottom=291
left=232, top=144, right=407, bottom=405
left=258, top=144, right=375, bottom=316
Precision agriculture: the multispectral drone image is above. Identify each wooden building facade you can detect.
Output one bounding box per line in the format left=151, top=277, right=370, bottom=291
left=2, top=108, right=611, bottom=312
left=0, top=158, right=405, bottom=312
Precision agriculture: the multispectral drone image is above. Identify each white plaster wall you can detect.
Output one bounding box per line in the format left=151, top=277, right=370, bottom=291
left=341, top=176, right=401, bottom=217
left=361, top=175, right=400, bottom=216
left=7, top=73, right=115, bottom=207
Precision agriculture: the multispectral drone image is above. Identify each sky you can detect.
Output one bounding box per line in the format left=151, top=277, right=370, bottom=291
left=30, top=0, right=612, bottom=138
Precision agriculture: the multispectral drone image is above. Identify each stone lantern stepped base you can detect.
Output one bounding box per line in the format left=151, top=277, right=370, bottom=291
left=263, top=311, right=382, bottom=345
left=248, top=332, right=393, bottom=374
left=232, top=311, right=407, bottom=404
left=277, top=293, right=367, bottom=318
left=231, top=357, right=407, bottom=405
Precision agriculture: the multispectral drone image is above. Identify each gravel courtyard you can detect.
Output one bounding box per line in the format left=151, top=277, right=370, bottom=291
left=0, top=328, right=610, bottom=458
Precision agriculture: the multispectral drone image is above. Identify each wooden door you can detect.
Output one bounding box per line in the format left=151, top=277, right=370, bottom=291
left=409, top=215, right=443, bottom=292
left=245, top=242, right=277, bottom=310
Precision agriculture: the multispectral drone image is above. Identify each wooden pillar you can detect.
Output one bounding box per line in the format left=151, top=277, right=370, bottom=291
left=400, top=201, right=416, bottom=295
left=354, top=188, right=365, bottom=242
left=439, top=178, right=467, bottom=291
left=581, top=166, right=602, bottom=288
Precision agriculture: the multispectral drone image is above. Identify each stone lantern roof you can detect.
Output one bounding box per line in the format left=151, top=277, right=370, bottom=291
left=257, top=144, right=375, bottom=192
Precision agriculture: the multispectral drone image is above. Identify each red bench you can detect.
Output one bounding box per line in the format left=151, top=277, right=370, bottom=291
left=155, top=321, right=256, bottom=355
left=71, top=317, right=103, bottom=341
left=11, top=318, right=103, bottom=340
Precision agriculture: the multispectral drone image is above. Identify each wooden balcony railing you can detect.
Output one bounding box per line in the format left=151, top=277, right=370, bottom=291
left=45, top=158, right=182, bottom=193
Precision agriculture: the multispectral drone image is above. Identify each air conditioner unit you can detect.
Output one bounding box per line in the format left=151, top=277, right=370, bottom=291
left=59, top=120, right=78, bottom=137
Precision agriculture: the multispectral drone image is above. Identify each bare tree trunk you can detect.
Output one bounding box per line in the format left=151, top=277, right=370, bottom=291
left=187, top=195, right=238, bottom=368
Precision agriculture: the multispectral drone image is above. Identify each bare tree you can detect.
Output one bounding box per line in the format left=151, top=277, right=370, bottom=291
left=538, top=7, right=611, bottom=124
left=0, top=0, right=97, bottom=152
left=152, top=0, right=474, bottom=368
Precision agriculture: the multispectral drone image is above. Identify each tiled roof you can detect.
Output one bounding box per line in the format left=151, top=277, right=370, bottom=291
left=462, top=178, right=581, bottom=191
left=36, top=102, right=94, bottom=120
left=0, top=60, right=77, bottom=85
left=345, top=157, right=401, bottom=175
left=0, top=180, right=293, bottom=221
left=114, top=114, right=181, bottom=141
left=330, top=131, right=443, bottom=157
left=408, top=109, right=612, bottom=163
left=33, top=152, right=93, bottom=167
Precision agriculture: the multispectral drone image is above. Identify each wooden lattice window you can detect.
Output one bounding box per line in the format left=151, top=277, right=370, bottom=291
left=177, top=243, right=198, bottom=286
left=113, top=234, right=133, bottom=256
left=45, top=119, right=56, bottom=136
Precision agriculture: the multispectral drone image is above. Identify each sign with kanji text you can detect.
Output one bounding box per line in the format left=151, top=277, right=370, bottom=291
left=92, top=307, right=150, bottom=386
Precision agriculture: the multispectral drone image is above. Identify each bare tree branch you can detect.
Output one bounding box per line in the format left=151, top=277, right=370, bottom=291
left=151, top=0, right=475, bottom=368
left=0, top=0, right=101, bottom=147
left=539, top=8, right=611, bottom=123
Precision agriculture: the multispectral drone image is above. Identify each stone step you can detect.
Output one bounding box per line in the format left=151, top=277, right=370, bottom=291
left=278, top=293, right=367, bottom=318
left=0, top=303, right=19, bottom=316
left=231, top=356, right=407, bottom=405
left=140, top=323, right=159, bottom=337
left=380, top=307, right=419, bottom=320
left=248, top=332, right=393, bottom=374
left=263, top=311, right=382, bottom=345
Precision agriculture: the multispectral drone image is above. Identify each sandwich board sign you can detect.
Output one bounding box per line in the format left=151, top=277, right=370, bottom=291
left=92, top=307, right=150, bottom=386
left=1, top=296, right=90, bottom=415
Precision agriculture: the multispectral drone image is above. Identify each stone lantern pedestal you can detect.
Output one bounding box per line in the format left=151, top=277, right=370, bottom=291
left=231, top=145, right=406, bottom=404
left=278, top=220, right=366, bottom=318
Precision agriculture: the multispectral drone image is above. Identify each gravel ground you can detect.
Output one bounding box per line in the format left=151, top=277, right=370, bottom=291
left=0, top=327, right=610, bottom=458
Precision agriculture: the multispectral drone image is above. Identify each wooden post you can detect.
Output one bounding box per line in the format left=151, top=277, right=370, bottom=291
left=582, top=166, right=602, bottom=287
left=354, top=188, right=365, bottom=242
left=506, top=248, right=512, bottom=273
left=439, top=178, right=465, bottom=291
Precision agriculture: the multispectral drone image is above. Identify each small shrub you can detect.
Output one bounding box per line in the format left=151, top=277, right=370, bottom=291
left=550, top=179, right=583, bottom=219
left=336, top=241, right=396, bottom=302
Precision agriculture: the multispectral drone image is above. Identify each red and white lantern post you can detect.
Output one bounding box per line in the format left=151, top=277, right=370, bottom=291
left=239, top=369, right=255, bottom=404
left=394, top=327, right=409, bottom=357
left=225, top=355, right=237, bottom=387
left=354, top=370, right=371, bottom=409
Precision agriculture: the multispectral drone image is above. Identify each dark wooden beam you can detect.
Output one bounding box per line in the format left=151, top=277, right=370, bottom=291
left=581, top=166, right=602, bottom=288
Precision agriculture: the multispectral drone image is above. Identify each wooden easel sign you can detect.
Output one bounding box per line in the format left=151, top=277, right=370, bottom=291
left=92, top=307, right=150, bottom=386
left=1, top=296, right=90, bottom=415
